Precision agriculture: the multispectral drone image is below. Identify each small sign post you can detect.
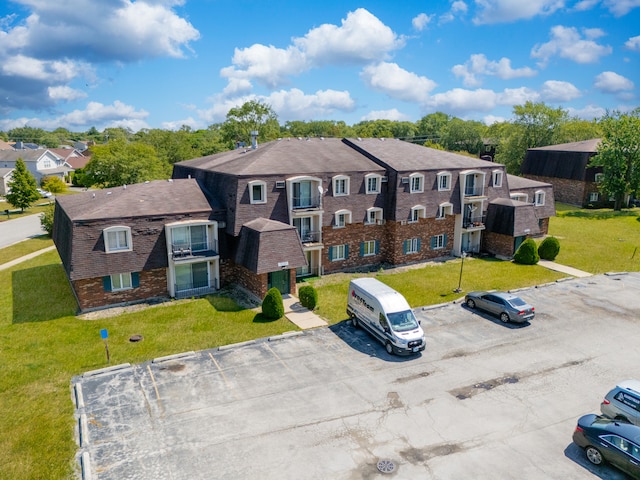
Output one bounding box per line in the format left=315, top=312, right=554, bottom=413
left=100, top=329, right=110, bottom=364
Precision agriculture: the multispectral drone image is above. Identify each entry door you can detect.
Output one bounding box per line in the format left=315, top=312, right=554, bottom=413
left=268, top=269, right=290, bottom=294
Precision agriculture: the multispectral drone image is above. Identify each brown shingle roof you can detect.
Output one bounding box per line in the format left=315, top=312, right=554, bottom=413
left=529, top=138, right=601, bottom=153
left=507, top=174, right=551, bottom=189
left=56, top=179, right=213, bottom=221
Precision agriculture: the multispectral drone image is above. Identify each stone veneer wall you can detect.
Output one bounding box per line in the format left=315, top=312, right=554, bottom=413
left=73, top=268, right=168, bottom=312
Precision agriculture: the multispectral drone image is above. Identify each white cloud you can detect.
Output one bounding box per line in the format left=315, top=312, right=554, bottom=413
left=412, top=13, right=434, bottom=31
left=625, top=35, right=640, bottom=51
left=452, top=54, right=536, bottom=87
left=473, top=0, right=564, bottom=25
left=603, top=0, right=640, bottom=16
left=539, top=80, right=582, bottom=101
left=594, top=71, right=635, bottom=92
left=426, top=88, right=499, bottom=113
left=361, top=62, right=437, bottom=103
left=161, top=117, right=200, bottom=131
left=56, top=100, right=149, bottom=129
left=566, top=104, right=607, bottom=119
left=483, top=114, right=507, bottom=125
left=571, top=0, right=600, bottom=12
left=439, top=1, right=468, bottom=24
left=2, top=55, right=82, bottom=83
left=48, top=85, right=87, bottom=102
left=496, top=87, right=541, bottom=105
left=531, top=25, right=613, bottom=66
left=360, top=109, right=411, bottom=121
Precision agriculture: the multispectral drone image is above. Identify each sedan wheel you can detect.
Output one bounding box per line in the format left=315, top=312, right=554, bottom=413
left=351, top=316, right=358, bottom=328
left=500, top=312, right=510, bottom=323
left=466, top=299, right=476, bottom=309
left=586, top=446, right=604, bottom=465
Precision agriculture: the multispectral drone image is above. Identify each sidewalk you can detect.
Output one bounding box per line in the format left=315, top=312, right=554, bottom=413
left=0, top=245, right=56, bottom=271
left=538, top=259, right=592, bottom=278
left=282, top=294, right=327, bottom=329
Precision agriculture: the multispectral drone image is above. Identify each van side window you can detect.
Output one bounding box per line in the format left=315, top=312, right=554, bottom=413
left=379, top=313, right=389, bottom=331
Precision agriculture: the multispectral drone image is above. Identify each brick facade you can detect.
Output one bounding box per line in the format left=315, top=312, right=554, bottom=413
left=482, top=232, right=515, bottom=258
left=73, top=268, right=168, bottom=312
left=526, top=174, right=597, bottom=207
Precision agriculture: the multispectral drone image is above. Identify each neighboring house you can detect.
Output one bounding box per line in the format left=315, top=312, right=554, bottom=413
left=0, top=149, right=73, bottom=184
left=54, top=138, right=555, bottom=312
left=521, top=139, right=603, bottom=207
left=0, top=140, right=14, bottom=150
left=53, top=179, right=224, bottom=312
left=0, top=168, right=13, bottom=196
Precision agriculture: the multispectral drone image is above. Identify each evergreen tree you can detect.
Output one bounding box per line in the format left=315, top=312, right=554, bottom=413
left=6, top=159, right=40, bottom=211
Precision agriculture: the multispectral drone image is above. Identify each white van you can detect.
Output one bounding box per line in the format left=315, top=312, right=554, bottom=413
left=346, top=277, right=426, bottom=355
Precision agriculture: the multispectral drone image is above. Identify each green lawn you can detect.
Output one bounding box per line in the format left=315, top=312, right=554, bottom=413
left=1, top=204, right=640, bottom=479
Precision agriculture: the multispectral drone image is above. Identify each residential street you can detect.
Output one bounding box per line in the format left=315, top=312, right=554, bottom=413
left=0, top=212, right=45, bottom=249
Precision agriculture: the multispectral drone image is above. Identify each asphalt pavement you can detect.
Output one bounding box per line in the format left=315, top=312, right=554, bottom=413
left=0, top=211, right=46, bottom=249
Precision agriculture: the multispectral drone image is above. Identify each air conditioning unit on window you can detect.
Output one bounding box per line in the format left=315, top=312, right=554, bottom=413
left=376, top=219, right=385, bottom=225
left=401, top=177, right=409, bottom=184
left=275, top=181, right=285, bottom=189
left=400, top=220, right=407, bottom=226
left=381, top=176, right=388, bottom=183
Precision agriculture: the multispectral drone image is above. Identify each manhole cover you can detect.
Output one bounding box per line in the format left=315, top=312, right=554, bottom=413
left=129, top=334, right=143, bottom=342
left=377, top=459, right=396, bottom=473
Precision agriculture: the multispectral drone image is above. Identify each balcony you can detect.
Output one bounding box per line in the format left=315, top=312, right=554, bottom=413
left=174, top=278, right=218, bottom=299
left=299, top=231, right=321, bottom=244
left=464, top=186, right=485, bottom=197
left=463, top=215, right=486, bottom=230
left=171, top=239, right=218, bottom=260
left=292, top=194, right=321, bottom=210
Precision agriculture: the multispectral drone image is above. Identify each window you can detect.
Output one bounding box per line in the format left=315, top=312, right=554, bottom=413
left=329, top=244, right=348, bottom=261
left=171, top=224, right=208, bottom=252
left=294, top=217, right=313, bottom=241
left=492, top=170, right=503, bottom=187
left=595, top=173, right=604, bottom=183
left=365, top=207, right=383, bottom=225
left=589, top=192, right=599, bottom=202
left=103, top=272, right=139, bottom=292
left=404, top=238, right=421, bottom=254
left=175, top=262, right=209, bottom=291
left=365, top=174, right=381, bottom=194
left=436, top=202, right=453, bottom=219
left=104, top=226, right=132, bottom=252
left=431, top=234, right=447, bottom=250
left=334, top=209, right=352, bottom=228
left=333, top=175, right=349, bottom=196
left=437, top=172, right=451, bottom=191
left=510, top=193, right=528, bottom=203
left=43, top=159, right=52, bottom=169
left=248, top=180, right=266, bottom=204
left=534, top=190, right=545, bottom=206
left=410, top=173, right=424, bottom=193
left=410, top=205, right=426, bottom=223
left=361, top=240, right=379, bottom=257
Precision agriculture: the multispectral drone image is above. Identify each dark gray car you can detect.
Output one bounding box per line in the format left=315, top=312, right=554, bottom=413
left=464, top=291, right=535, bottom=323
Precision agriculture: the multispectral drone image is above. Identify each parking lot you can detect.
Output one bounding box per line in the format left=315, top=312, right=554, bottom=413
left=73, top=273, right=640, bottom=479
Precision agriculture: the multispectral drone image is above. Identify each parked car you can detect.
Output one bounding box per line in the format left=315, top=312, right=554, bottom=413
left=464, top=291, right=535, bottom=323
left=37, top=188, right=52, bottom=198
left=601, top=380, right=640, bottom=425
left=573, top=413, right=640, bottom=478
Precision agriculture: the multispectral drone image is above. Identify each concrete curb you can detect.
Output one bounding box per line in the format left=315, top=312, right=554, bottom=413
left=82, top=363, right=131, bottom=378
left=152, top=351, right=196, bottom=363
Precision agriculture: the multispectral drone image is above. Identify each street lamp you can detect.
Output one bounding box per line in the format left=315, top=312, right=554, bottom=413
left=454, top=251, right=467, bottom=293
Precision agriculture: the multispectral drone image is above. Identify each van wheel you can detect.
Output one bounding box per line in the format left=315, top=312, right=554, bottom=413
left=585, top=446, right=604, bottom=465
left=385, top=342, right=394, bottom=355
left=500, top=312, right=510, bottom=323
left=351, top=316, right=358, bottom=328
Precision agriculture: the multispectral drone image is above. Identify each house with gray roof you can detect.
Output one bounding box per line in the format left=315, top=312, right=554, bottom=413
left=521, top=138, right=603, bottom=207
left=53, top=138, right=555, bottom=312
left=0, top=149, right=73, bottom=184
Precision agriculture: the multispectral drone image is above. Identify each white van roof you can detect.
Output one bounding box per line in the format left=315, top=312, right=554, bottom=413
left=350, top=278, right=411, bottom=313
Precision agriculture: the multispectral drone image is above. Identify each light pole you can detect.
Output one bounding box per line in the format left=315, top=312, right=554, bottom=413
left=454, top=251, right=467, bottom=293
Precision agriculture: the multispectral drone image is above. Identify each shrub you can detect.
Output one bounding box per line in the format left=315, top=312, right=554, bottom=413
left=40, top=204, right=55, bottom=236
left=538, top=236, right=560, bottom=261
left=298, top=285, right=318, bottom=310
left=513, top=238, right=539, bottom=265
left=41, top=176, right=67, bottom=194
left=262, top=288, right=284, bottom=320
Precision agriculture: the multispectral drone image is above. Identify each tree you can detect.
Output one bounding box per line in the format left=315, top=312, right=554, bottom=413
left=440, top=118, right=485, bottom=155
left=591, top=109, right=640, bottom=211
left=84, top=139, right=170, bottom=187
left=41, top=176, right=67, bottom=194
left=40, top=204, right=55, bottom=236
left=221, top=100, right=280, bottom=147
left=415, top=112, right=451, bottom=143
left=6, top=158, right=40, bottom=211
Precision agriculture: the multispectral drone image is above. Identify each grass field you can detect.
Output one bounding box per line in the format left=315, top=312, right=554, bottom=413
left=1, top=204, right=639, bottom=479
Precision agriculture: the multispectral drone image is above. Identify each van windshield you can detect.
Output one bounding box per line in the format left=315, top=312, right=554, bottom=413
left=387, top=310, right=419, bottom=332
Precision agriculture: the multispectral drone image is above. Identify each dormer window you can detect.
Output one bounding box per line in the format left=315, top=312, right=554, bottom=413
left=334, top=209, right=352, bottom=228
left=534, top=190, right=545, bottom=206
left=595, top=173, right=604, bottom=183
left=511, top=193, right=528, bottom=202
left=410, top=205, right=426, bottom=223
left=104, top=226, right=132, bottom=252
left=365, top=174, right=382, bottom=194
left=492, top=170, right=503, bottom=188
left=333, top=175, right=350, bottom=196
left=437, top=172, right=451, bottom=191
left=410, top=173, right=424, bottom=193
left=437, top=202, right=453, bottom=219
left=248, top=180, right=267, bottom=204
left=365, top=207, right=383, bottom=225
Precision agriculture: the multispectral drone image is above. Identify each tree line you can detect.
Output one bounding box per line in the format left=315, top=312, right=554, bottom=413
left=3, top=101, right=639, bottom=210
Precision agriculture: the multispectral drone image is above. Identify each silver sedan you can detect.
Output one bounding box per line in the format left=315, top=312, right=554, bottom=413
left=464, top=291, right=535, bottom=323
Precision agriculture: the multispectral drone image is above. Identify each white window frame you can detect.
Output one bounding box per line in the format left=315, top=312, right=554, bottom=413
left=492, top=170, right=503, bottom=187
left=510, top=193, right=528, bottom=203
left=365, top=207, right=383, bottom=225
left=595, top=173, right=604, bottom=183
left=432, top=234, right=445, bottom=249
left=362, top=240, right=376, bottom=257
left=334, top=209, right=352, bottom=228
left=332, top=244, right=347, bottom=261
left=437, top=172, right=451, bottom=191
left=589, top=192, right=599, bottom=202
left=410, top=205, right=426, bottom=223
left=437, top=202, right=453, bottom=219
left=365, top=173, right=382, bottom=194
left=534, top=190, right=545, bottom=206
left=406, top=238, right=420, bottom=254
left=333, top=175, right=350, bottom=196
left=111, top=272, right=132, bottom=291
left=104, top=226, right=132, bottom=253
left=409, top=173, right=424, bottom=193
left=248, top=180, right=267, bottom=204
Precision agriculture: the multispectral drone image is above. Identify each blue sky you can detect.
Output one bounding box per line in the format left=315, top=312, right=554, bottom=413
left=0, top=0, right=638, bottom=132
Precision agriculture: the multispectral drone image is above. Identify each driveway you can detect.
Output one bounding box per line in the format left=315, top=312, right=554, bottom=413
left=0, top=213, right=45, bottom=248
left=73, top=273, right=640, bottom=479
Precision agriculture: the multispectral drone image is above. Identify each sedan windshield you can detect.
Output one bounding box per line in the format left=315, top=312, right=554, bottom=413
left=387, top=310, right=419, bottom=332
